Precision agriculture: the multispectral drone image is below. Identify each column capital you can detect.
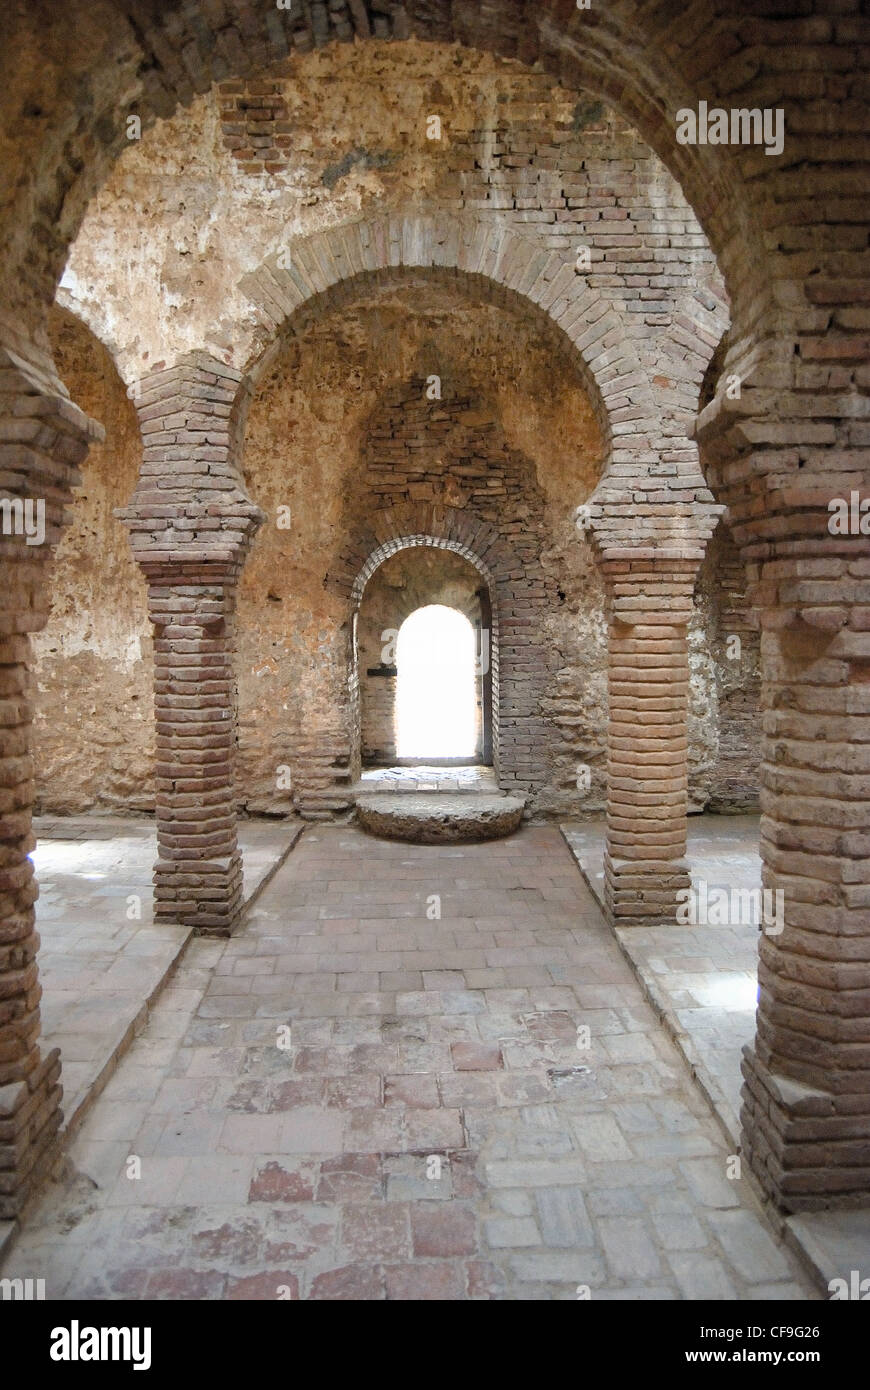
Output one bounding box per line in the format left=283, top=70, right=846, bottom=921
left=117, top=496, right=264, bottom=580
left=0, top=343, right=104, bottom=584
left=576, top=468, right=724, bottom=589
left=115, top=348, right=264, bottom=573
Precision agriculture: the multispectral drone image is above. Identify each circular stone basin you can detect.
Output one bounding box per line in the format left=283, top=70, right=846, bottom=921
left=356, top=793, right=525, bottom=844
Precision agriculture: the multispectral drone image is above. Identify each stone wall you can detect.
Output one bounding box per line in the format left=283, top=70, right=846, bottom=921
left=33, top=307, right=153, bottom=813
left=56, top=41, right=724, bottom=392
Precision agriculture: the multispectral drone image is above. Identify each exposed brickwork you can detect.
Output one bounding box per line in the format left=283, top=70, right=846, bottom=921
left=698, top=364, right=870, bottom=1210
left=218, top=79, right=291, bottom=177
left=217, top=65, right=721, bottom=334
left=290, top=730, right=354, bottom=822
left=698, top=527, right=761, bottom=813
left=34, top=306, right=153, bottom=814
left=0, top=334, right=102, bottom=1218
left=240, top=225, right=635, bottom=451
left=146, top=572, right=244, bottom=931
left=240, top=214, right=722, bottom=564
left=601, top=559, right=702, bottom=927
left=235, top=283, right=604, bottom=818
left=239, top=216, right=723, bottom=858
left=118, top=354, right=263, bottom=931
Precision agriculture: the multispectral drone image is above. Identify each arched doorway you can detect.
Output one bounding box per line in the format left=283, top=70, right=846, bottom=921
left=350, top=537, right=499, bottom=782
left=395, top=604, right=479, bottom=762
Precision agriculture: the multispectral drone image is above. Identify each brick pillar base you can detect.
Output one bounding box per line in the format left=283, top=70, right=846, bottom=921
left=603, top=560, right=699, bottom=925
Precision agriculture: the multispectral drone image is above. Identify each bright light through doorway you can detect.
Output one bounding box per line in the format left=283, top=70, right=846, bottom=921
left=395, top=605, right=477, bottom=759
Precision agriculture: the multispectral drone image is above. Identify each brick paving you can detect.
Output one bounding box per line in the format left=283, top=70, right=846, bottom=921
left=30, top=816, right=300, bottom=1132
left=3, top=825, right=817, bottom=1300
left=563, top=816, right=763, bottom=1144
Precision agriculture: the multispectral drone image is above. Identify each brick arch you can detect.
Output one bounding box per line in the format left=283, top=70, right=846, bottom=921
left=348, top=529, right=502, bottom=776
left=0, top=2, right=776, bottom=358
left=339, top=502, right=563, bottom=794
left=645, top=282, right=732, bottom=498
left=239, top=211, right=659, bottom=462
left=236, top=217, right=728, bottom=571
left=655, top=284, right=732, bottom=416
left=346, top=529, right=502, bottom=610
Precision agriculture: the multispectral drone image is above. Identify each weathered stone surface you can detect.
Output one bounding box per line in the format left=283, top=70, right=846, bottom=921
left=356, top=792, right=525, bottom=843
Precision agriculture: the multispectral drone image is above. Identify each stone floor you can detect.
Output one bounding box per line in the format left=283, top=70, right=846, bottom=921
left=357, top=765, right=498, bottom=794
left=3, top=823, right=818, bottom=1300
left=32, top=815, right=302, bottom=1134
left=562, top=817, right=762, bottom=1145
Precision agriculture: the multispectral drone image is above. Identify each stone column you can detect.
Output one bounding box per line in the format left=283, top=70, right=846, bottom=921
left=602, top=558, right=699, bottom=925
left=0, top=334, right=102, bottom=1218
left=119, top=352, right=262, bottom=934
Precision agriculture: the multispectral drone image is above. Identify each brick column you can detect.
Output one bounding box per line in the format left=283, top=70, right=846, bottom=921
left=0, top=335, right=102, bottom=1218
left=741, top=571, right=870, bottom=1211
left=602, top=559, right=699, bottom=924
left=118, top=352, right=263, bottom=934
left=584, top=436, right=723, bottom=926
left=146, top=563, right=244, bottom=929
left=699, top=351, right=870, bottom=1210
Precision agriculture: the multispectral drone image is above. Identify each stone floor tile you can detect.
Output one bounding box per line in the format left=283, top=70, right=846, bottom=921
left=484, top=1216, right=542, bottom=1248
left=492, top=1190, right=534, bottom=1217
left=404, top=1107, right=465, bottom=1151
left=451, top=1040, right=503, bottom=1071
left=508, top=1251, right=605, bottom=1285
left=706, top=1208, right=795, bottom=1283
left=384, top=1073, right=439, bottom=1108
left=248, top=1158, right=319, bottom=1203
left=572, top=1111, right=633, bottom=1162
left=384, top=1261, right=465, bottom=1300
left=534, top=1187, right=596, bottom=1248
left=650, top=1210, right=709, bottom=1251
left=340, top=1203, right=411, bottom=1261
left=597, top=1216, right=663, bottom=1281
left=309, top=1264, right=385, bottom=1300
left=325, top=1074, right=382, bottom=1108
left=668, top=1251, right=740, bottom=1300
left=679, top=1157, right=743, bottom=1210
left=226, top=1271, right=300, bottom=1300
